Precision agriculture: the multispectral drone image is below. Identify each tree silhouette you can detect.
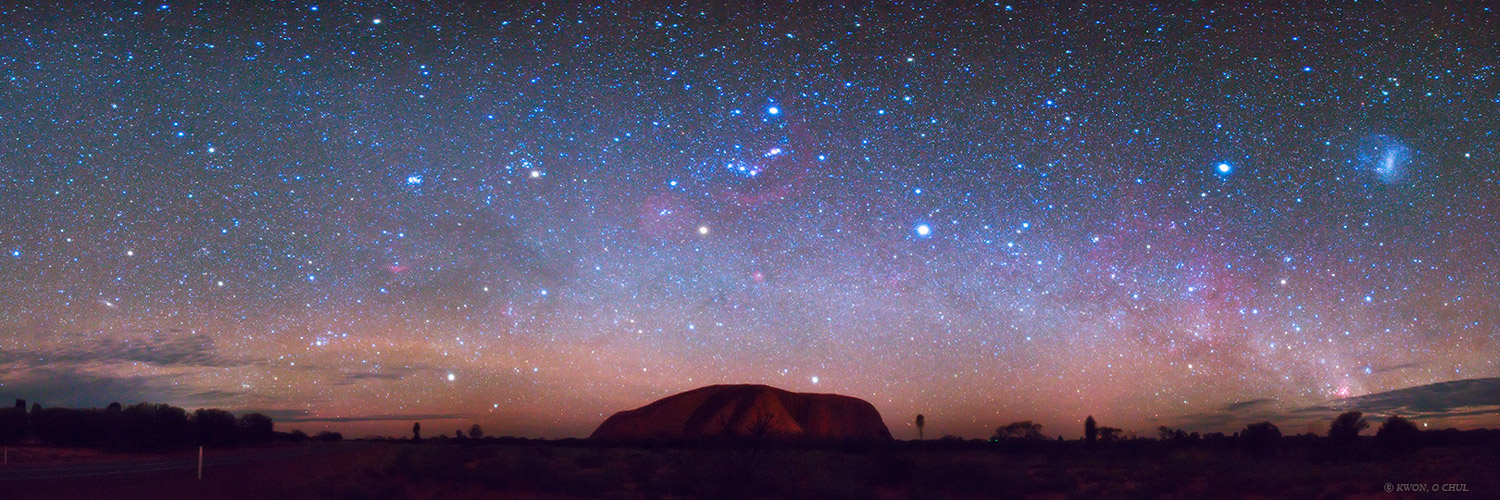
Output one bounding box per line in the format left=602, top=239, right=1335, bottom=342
left=725, top=409, right=779, bottom=490
left=1240, top=421, right=1281, bottom=456
left=31, top=408, right=106, bottom=446
left=239, top=413, right=274, bottom=445
left=0, top=406, right=25, bottom=444
left=1084, top=416, right=1097, bottom=445
left=113, top=403, right=191, bottom=450
left=744, top=409, right=778, bottom=439
left=192, top=408, right=240, bottom=446
left=412, top=422, right=422, bottom=441
left=1375, top=415, right=1421, bottom=454
left=915, top=414, right=925, bottom=440
left=3, top=400, right=27, bottom=445
left=0, top=401, right=283, bottom=450
left=710, top=407, right=779, bottom=440
left=1329, top=411, right=1368, bottom=445
left=1156, top=426, right=1189, bottom=442
left=469, top=424, right=484, bottom=439
left=993, top=420, right=1046, bottom=440
left=1098, top=426, right=1122, bottom=443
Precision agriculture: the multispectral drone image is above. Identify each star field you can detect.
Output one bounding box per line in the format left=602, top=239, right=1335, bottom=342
left=0, top=2, right=1497, bottom=438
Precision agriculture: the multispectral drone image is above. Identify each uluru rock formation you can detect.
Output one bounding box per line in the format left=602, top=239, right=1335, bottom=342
left=591, top=384, right=893, bottom=441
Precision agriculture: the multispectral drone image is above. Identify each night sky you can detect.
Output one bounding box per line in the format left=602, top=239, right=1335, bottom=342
left=1, top=2, right=1497, bottom=439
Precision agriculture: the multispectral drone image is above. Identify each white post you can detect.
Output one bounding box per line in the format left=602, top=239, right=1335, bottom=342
left=197, top=446, right=203, bottom=479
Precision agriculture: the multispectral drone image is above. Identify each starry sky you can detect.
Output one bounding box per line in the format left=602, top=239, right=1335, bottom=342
left=1, top=2, right=1497, bottom=439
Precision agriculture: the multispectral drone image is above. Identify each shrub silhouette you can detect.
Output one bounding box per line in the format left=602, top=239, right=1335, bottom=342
left=469, top=424, right=484, bottom=439
left=1240, top=421, right=1281, bottom=456
left=1329, top=411, right=1368, bottom=445
left=1376, top=415, right=1421, bottom=454
left=915, top=414, right=925, bottom=440
left=1084, top=416, right=1097, bottom=446
left=413, top=422, right=422, bottom=441
left=314, top=430, right=343, bottom=442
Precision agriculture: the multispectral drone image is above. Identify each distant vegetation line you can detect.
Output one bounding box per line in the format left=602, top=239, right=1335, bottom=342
left=968, top=411, right=1474, bottom=459
left=0, top=398, right=341, bottom=451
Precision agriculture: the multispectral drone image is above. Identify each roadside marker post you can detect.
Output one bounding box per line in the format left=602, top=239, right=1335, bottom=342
left=198, top=446, right=203, bottom=479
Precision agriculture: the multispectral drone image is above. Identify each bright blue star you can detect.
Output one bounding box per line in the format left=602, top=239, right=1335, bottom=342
left=766, top=106, right=779, bottom=115
left=406, top=175, right=423, bottom=185
left=914, top=223, right=932, bottom=238
left=1215, top=162, right=1232, bottom=175
left=727, top=161, right=762, bottom=178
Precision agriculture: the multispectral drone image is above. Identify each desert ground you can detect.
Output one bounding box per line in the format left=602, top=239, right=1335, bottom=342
left=0, top=438, right=1494, bottom=500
